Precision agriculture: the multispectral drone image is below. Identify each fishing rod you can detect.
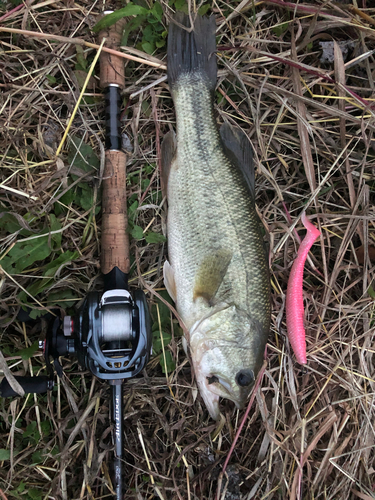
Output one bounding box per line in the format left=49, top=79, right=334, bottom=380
left=0, top=13, right=152, bottom=499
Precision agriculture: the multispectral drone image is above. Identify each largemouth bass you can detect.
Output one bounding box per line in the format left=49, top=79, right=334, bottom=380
left=162, top=14, right=271, bottom=420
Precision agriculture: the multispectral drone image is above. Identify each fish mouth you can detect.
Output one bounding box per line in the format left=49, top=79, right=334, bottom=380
left=207, top=374, right=247, bottom=407
left=195, top=368, right=246, bottom=420
left=206, top=374, right=235, bottom=396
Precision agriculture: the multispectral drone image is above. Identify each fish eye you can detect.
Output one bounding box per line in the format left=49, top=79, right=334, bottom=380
left=235, top=369, right=254, bottom=387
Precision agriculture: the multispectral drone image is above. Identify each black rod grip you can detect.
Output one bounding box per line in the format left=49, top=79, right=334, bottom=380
left=0, top=376, right=52, bottom=398
left=103, top=266, right=128, bottom=292
left=105, top=85, right=122, bottom=151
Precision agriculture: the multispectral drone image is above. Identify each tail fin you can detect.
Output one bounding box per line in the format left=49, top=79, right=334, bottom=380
left=167, top=13, right=217, bottom=91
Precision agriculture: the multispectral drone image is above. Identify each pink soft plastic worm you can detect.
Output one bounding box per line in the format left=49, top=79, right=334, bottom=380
left=286, top=212, right=321, bottom=364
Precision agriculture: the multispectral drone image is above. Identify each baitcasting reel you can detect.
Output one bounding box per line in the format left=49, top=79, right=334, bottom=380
left=64, top=287, right=151, bottom=381
left=0, top=287, right=151, bottom=398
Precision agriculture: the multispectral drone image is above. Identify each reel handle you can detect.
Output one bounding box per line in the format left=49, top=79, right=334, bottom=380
left=99, top=16, right=130, bottom=277
left=0, top=376, right=52, bottom=398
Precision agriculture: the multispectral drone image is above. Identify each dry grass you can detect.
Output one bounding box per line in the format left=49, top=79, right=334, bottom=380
left=1, top=0, right=375, bottom=499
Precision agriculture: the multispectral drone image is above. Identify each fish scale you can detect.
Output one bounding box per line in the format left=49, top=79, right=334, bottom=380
left=169, top=79, right=266, bottom=321
left=163, top=15, right=270, bottom=419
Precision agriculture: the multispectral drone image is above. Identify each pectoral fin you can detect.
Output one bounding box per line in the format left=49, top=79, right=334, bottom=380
left=161, top=130, right=177, bottom=199
left=220, top=123, right=255, bottom=202
left=163, top=259, right=177, bottom=303
left=193, top=249, right=232, bottom=304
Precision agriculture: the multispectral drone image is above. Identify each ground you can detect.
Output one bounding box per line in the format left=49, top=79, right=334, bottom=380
left=0, top=1, right=375, bottom=499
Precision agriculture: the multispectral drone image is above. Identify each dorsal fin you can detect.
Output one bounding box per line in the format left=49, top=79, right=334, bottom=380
left=160, top=130, right=177, bottom=199
left=220, top=123, right=255, bottom=202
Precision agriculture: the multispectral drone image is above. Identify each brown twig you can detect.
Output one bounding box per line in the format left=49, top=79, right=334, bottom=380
left=0, top=488, right=8, bottom=500
left=0, top=27, right=167, bottom=70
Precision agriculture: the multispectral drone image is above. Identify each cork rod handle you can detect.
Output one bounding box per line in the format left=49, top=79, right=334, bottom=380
left=98, top=16, right=130, bottom=275
left=99, top=15, right=126, bottom=89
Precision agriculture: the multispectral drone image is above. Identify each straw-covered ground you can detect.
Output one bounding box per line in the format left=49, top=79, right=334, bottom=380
left=1, top=0, right=375, bottom=499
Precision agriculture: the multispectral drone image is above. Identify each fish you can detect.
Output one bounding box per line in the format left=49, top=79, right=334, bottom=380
left=161, top=13, right=271, bottom=420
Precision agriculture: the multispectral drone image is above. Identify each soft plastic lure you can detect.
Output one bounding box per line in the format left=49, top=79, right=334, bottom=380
left=286, top=213, right=321, bottom=364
